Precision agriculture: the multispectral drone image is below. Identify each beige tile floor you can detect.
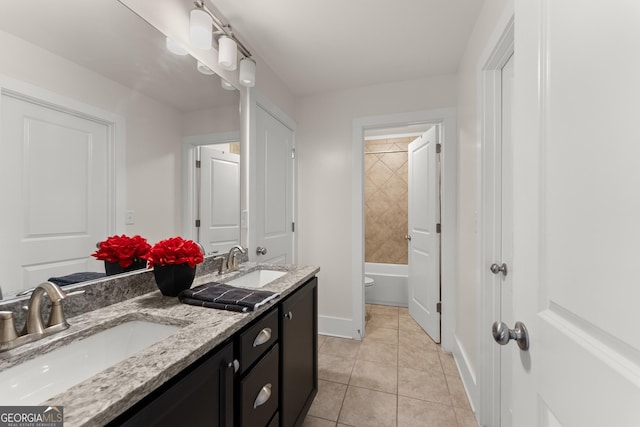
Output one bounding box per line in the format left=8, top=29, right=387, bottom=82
left=303, top=304, right=479, bottom=427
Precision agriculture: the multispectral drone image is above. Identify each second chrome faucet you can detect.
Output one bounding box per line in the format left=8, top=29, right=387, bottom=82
left=215, top=245, right=246, bottom=275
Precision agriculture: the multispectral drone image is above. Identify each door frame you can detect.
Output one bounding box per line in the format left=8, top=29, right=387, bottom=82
left=182, top=131, right=241, bottom=243
left=351, top=108, right=457, bottom=349
left=479, top=15, right=515, bottom=427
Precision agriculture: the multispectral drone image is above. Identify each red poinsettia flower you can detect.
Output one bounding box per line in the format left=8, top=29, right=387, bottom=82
left=146, top=237, right=204, bottom=268
left=92, top=234, right=151, bottom=268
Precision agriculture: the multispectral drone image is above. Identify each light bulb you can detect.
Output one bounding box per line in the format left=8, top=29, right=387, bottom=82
left=190, top=9, right=212, bottom=50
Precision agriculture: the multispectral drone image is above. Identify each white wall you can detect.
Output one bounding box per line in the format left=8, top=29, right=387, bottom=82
left=0, top=29, right=184, bottom=244
left=296, top=75, right=456, bottom=336
left=182, top=104, right=240, bottom=136
left=454, top=0, right=513, bottom=410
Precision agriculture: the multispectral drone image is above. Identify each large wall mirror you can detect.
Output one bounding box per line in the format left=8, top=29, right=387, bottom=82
left=0, top=0, right=243, bottom=300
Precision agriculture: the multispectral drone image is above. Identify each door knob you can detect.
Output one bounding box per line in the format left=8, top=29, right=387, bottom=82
left=404, top=235, right=412, bottom=241
left=492, top=321, right=529, bottom=351
left=256, top=246, right=267, bottom=255
left=490, top=263, right=508, bottom=276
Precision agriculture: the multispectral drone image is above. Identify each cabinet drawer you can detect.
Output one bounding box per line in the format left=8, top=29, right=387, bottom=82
left=239, top=344, right=279, bottom=427
left=238, top=308, right=278, bottom=374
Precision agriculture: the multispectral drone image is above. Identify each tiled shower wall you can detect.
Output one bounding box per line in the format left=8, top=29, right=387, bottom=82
left=364, top=137, right=415, bottom=264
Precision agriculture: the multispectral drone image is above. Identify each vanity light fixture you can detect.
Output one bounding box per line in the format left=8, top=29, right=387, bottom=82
left=197, top=60, right=216, bottom=75
left=218, top=36, right=237, bottom=71
left=239, top=57, right=256, bottom=87
left=221, top=79, right=236, bottom=91
left=190, top=8, right=213, bottom=50
left=190, top=0, right=256, bottom=87
left=166, top=37, right=189, bottom=56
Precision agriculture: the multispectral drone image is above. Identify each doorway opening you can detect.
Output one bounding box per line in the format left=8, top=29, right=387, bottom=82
left=352, top=108, right=457, bottom=350
left=363, top=125, right=431, bottom=308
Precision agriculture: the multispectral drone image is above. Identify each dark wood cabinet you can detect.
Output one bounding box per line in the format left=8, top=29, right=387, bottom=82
left=112, top=341, right=234, bottom=427
left=279, top=277, right=318, bottom=427
left=109, top=276, right=317, bottom=427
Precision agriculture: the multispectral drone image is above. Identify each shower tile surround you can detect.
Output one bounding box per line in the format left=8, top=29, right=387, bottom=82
left=0, top=256, right=319, bottom=427
left=364, top=137, right=414, bottom=265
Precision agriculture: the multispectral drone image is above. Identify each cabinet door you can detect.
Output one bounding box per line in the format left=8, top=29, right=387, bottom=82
left=114, top=341, right=234, bottom=427
left=280, top=278, right=318, bottom=427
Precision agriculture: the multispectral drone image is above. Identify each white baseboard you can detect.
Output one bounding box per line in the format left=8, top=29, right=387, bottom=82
left=318, top=315, right=357, bottom=339
left=452, top=335, right=479, bottom=414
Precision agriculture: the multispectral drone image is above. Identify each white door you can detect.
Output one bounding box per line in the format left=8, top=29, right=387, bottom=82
left=0, top=92, right=109, bottom=297
left=199, top=146, right=240, bottom=255
left=508, top=1, right=640, bottom=425
left=407, top=127, right=440, bottom=342
left=254, top=105, right=294, bottom=264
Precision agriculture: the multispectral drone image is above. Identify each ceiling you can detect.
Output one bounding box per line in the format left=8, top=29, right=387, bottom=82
left=207, top=0, right=485, bottom=96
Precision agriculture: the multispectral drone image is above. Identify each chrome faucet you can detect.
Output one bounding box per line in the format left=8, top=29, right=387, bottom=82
left=227, top=245, right=246, bottom=272
left=0, top=281, right=69, bottom=352
left=25, top=281, right=69, bottom=335
left=216, top=245, right=246, bottom=274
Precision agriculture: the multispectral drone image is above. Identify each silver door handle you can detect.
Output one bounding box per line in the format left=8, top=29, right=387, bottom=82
left=253, top=383, right=272, bottom=408
left=492, top=321, right=529, bottom=351
left=252, top=328, right=272, bottom=347
left=284, top=311, right=293, bottom=320
left=256, top=246, right=267, bottom=255
left=404, top=235, right=412, bottom=241
left=490, top=263, right=508, bottom=276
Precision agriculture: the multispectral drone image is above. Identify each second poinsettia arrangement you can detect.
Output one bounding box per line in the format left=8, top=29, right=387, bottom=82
left=146, top=236, right=204, bottom=268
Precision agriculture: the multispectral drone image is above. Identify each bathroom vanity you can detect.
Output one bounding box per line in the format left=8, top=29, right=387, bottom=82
left=112, top=276, right=317, bottom=427
left=0, top=263, right=319, bottom=427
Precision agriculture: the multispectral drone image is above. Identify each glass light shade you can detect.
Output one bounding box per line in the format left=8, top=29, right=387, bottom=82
left=218, top=36, right=237, bottom=71
left=190, top=9, right=212, bottom=50
left=239, top=57, right=256, bottom=87
left=197, top=61, right=215, bottom=75
left=166, top=37, right=188, bottom=56
left=221, top=79, right=236, bottom=91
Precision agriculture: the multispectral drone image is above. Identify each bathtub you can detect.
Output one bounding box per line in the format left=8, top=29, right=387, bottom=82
left=364, top=262, right=408, bottom=307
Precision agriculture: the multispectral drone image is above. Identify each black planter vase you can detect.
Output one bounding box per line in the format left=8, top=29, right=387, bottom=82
left=153, top=264, right=196, bottom=297
left=104, top=259, right=147, bottom=276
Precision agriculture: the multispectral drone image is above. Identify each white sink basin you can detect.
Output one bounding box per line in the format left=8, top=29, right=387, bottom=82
left=226, top=269, right=287, bottom=288
left=0, top=320, right=181, bottom=405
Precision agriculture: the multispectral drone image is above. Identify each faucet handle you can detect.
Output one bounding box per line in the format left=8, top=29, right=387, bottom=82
left=0, top=311, right=18, bottom=345
left=48, top=301, right=69, bottom=329
left=214, top=255, right=228, bottom=274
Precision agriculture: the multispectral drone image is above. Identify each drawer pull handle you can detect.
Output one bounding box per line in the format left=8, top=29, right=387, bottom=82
left=284, top=311, right=293, bottom=320
left=227, top=359, right=240, bottom=373
left=253, top=383, right=272, bottom=408
left=253, top=328, right=272, bottom=347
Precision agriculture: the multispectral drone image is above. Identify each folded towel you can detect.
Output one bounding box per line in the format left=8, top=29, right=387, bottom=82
left=48, top=272, right=106, bottom=287
left=178, top=282, right=280, bottom=312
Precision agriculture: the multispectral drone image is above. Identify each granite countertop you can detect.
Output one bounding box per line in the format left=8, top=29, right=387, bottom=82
left=0, top=262, right=319, bottom=427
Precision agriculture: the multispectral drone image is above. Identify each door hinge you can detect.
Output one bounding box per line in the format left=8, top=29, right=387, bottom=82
left=195, top=160, right=201, bottom=168
left=436, top=143, right=442, bottom=154
left=292, top=222, right=295, bottom=232
left=436, top=223, right=441, bottom=233
left=436, top=301, right=442, bottom=313
left=195, top=219, right=201, bottom=227
left=291, top=148, right=296, bottom=159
